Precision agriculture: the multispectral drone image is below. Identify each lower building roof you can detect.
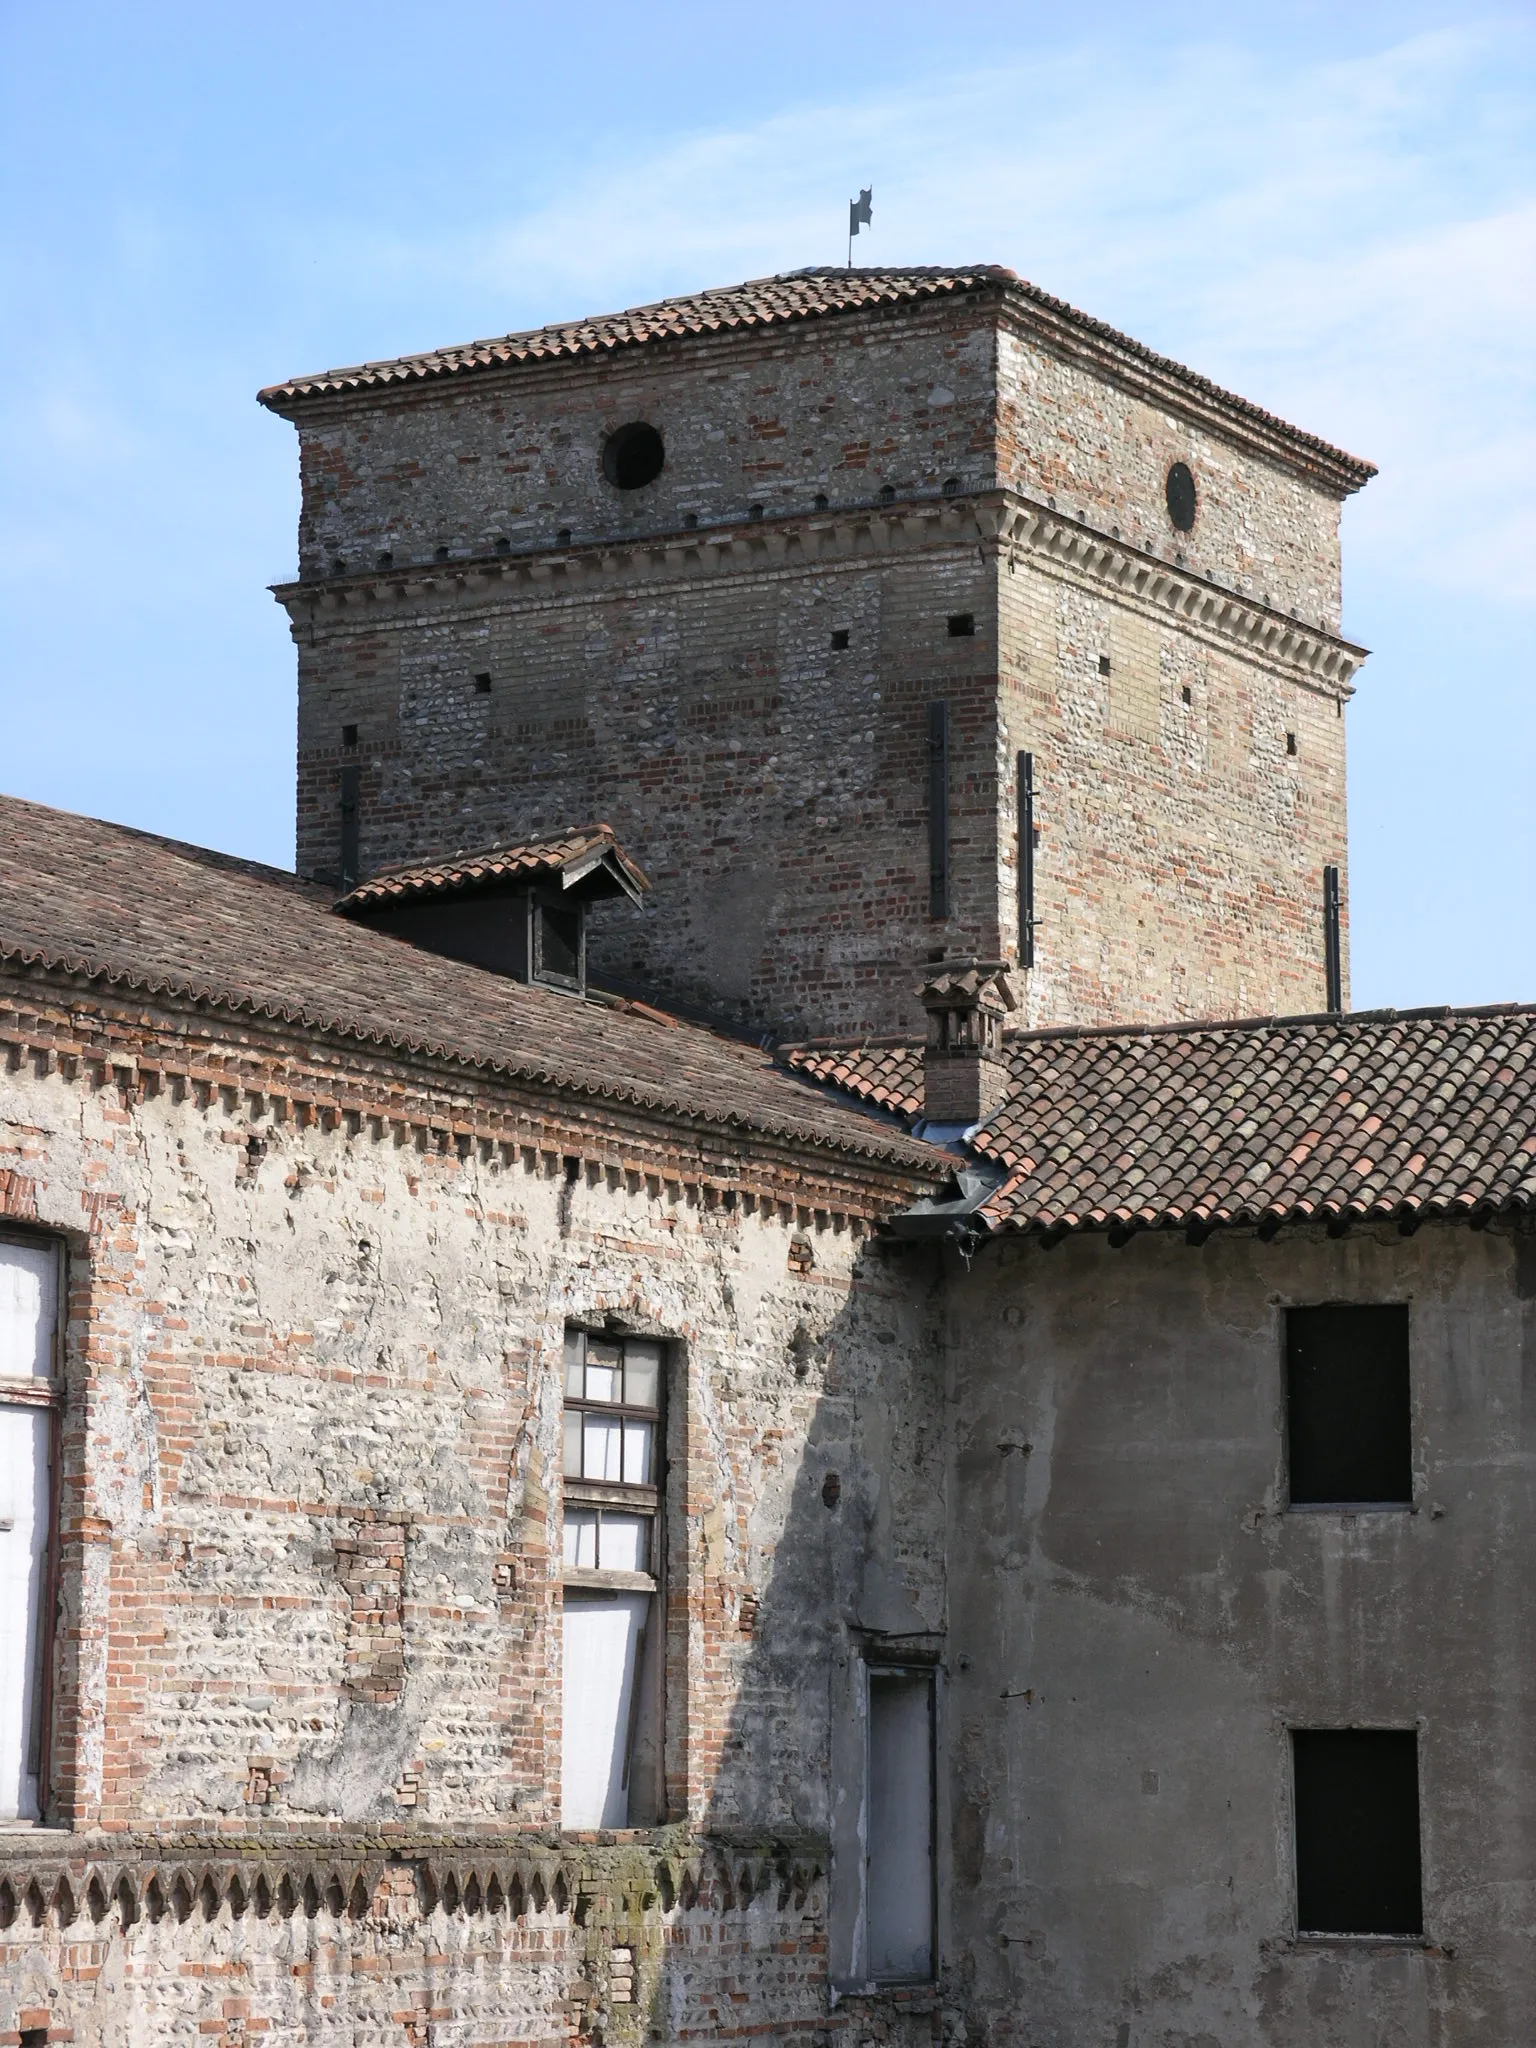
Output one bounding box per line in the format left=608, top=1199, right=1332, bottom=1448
left=784, top=1006, right=1536, bottom=1237
left=0, top=794, right=945, bottom=1178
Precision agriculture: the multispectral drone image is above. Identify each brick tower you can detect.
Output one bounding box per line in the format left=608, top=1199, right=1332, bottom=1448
left=260, top=267, right=1372, bottom=1040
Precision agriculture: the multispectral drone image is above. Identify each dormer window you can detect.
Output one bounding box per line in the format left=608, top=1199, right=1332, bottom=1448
left=535, top=898, right=583, bottom=989
left=333, top=825, right=649, bottom=995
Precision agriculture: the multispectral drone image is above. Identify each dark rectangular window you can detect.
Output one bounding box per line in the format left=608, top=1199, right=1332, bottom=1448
left=1293, top=1729, right=1422, bottom=1936
left=946, top=612, right=974, bottom=637
left=1286, top=1305, right=1411, bottom=1506
left=339, top=764, right=361, bottom=890
left=927, top=702, right=949, bottom=920
left=536, top=902, right=583, bottom=987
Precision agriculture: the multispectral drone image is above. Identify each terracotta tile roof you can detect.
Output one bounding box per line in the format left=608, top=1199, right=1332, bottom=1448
left=0, top=794, right=946, bottom=1176
left=258, top=267, right=1373, bottom=489
left=784, top=1039, right=923, bottom=1120
left=336, top=827, right=649, bottom=912
left=787, top=1008, right=1536, bottom=1236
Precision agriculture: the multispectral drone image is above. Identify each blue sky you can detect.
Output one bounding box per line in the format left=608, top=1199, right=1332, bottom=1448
left=1, top=1, right=1532, bottom=1009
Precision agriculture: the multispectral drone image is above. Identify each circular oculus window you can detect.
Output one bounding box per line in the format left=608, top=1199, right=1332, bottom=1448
left=1165, top=460, right=1197, bottom=532
left=601, top=421, right=665, bottom=491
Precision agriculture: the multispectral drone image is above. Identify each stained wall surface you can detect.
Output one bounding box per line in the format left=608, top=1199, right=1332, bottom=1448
left=942, top=1222, right=1536, bottom=2048
left=0, top=988, right=945, bottom=2045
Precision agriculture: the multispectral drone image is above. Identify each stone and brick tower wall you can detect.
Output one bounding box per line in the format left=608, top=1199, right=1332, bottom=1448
left=262, top=269, right=1372, bottom=1039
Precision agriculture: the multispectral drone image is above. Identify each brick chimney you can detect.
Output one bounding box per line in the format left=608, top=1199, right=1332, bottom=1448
left=918, top=960, right=1016, bottom=1126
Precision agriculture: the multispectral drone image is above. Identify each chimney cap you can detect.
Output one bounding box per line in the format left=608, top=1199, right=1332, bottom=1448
left=918, top=957, right=1017, bottom=1014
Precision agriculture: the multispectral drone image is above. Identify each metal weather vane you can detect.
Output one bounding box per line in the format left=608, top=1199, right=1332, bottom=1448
left=848, top=187, right=872, bottom=268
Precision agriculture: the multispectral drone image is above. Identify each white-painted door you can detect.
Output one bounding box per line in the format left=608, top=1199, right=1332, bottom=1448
left=0, top=1405, right=50, bottom=1821
left=562, top=1591, right=649, bottom=1828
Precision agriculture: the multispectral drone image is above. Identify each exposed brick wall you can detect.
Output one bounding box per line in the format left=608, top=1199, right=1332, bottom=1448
left=290, top=304, right=997, bottom=579
left=277, top=294, right=1362, bottom=1038
left=0, top=980, right=944, bottom=2042
left=997, top=544, right=1350, bottom=1025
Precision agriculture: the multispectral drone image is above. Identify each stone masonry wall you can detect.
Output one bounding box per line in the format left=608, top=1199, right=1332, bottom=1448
left=291, top=535, right=999, bottom=1040
left=290, top=305, right=997, bottom=582
left=276, top=290, right=1362, bottom=1039
left=0, top=979, right=945, bottom=2045
left=996, top=548, right=1350, bottom=1026
left=943, top=1221, right=1536, bottom=2048
left=996, top=322, right=1345, bottom=631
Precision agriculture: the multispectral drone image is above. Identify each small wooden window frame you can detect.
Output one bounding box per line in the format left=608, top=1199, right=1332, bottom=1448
left=562, top=1330, right=663, bottom=1591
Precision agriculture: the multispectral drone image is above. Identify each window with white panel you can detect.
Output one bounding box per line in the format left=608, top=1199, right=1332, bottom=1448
left=0, top=1235, right=62, bottom=1824
left=560, top=1329, right=665, bottom=1830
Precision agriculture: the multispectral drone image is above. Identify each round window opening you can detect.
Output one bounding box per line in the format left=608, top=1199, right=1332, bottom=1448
left=1165, top=460, right=1197, bottom=533
left=602, top=422, right=666, bottom=491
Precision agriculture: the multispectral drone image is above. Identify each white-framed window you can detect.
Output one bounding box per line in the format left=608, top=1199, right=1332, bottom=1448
left=560, top=1328, right=665, bottom=1829
left=866, top=1663, right=936, bottom=1982
left=0, top=1233, right=62, bottom=1824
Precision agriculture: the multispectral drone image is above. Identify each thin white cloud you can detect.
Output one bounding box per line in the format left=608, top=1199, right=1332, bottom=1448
left=333, top=23, right=1530, bottom=609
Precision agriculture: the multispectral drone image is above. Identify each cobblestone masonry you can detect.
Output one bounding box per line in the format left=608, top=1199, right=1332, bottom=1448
left=267, top=279, right=1367, bottom=1037
left=0, top=978, right=943, bottom=2045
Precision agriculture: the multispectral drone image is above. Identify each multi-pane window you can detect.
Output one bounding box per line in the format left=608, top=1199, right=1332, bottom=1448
left=560, top=1330, right=664, bottom=1829
left=0, top=1234, right=62, bottom=1823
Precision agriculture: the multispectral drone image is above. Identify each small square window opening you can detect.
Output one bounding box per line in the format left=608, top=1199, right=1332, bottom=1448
left=474, top=673, right=492, bottom=694
left=1098, top=654, right=1111, bottom=676
left=831, top=629, right=850, bottom=652
left=1287, top=731, right=1298, bottom=756
left=947, top=613, right=975, bottom=638
left=341, top=725, right=358, bottom=749
left=1286, top=1305, right=1411, bottom=1506
left=1293, top=1729, right=1422, bottom=1936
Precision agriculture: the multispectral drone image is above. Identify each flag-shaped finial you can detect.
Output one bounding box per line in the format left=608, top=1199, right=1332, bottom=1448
left=847, top=187, right=873, bottom=268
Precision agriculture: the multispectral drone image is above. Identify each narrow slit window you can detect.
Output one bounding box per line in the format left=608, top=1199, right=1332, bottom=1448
left=1286, top=1305, right=1411, bottom=1506
left=867, top=1666, right=935, bottom=1982
left=927, top=702, right=950, bottom=921
left=0, top=1234, right=62, bottom=1824
left=561, top=1329, right=665, bottom=1828
left=1293, top=1729, right=1422, bottom=1936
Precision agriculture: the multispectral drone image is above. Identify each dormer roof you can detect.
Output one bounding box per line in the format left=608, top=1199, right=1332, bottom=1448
left=334, top=826, right=649, bottom=916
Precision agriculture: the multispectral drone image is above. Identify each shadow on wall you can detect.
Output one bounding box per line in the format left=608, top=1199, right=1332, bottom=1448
left=632, top=1232, right=950, bottom=2048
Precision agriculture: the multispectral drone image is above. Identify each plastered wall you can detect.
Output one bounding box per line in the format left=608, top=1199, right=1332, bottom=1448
left=942, top=1222, right=1536, bottom=2048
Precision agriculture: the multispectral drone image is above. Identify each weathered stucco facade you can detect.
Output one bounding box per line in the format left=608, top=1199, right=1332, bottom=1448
left=0, top=950, right=945, bottom=2046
